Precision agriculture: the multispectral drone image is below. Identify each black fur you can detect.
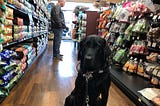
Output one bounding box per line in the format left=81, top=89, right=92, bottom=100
left=65, top=35, right=111, bottom=106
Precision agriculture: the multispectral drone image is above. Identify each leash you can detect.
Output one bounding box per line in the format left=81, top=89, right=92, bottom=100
left=76, top=62, right=80, bottom=72
left=83, top=71, right=93, bottom=106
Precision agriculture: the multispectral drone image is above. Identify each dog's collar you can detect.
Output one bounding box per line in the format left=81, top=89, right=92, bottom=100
left=82, top=69, right=106, bottom=81
left=90, top=64, right=109, bottom=74
left=78, top=62, right=109, bottom=77
left=87, top=69, right=105, bottom=74
left=83, top=71, right=93, bottom=79
left=98, top=70, right=104, bottom=73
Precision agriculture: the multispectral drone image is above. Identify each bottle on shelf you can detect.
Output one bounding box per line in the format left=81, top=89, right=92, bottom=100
left=123, top=56, right=133, bottom=72
left=137, top=59, right=144, bottom=76
left=128, top=57, right=138, bottom=73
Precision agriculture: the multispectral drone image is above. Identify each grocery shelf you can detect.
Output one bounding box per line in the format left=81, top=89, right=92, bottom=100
left=110, top=65, right=155, bottom=106
left=6, top=3, right=47, bottom=23
left=3, top=31, right=48, bottom=48
left=0, top=0, right=49, bottom=104
left=6, top=3, right=28, bottom=15
left=0, top=43, right=47, bottom=103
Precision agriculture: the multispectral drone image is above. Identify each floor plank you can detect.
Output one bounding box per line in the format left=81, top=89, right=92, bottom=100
left=1, top=40, right=135, bottom=106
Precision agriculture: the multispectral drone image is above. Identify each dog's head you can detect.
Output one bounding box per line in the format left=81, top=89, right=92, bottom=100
left=78, top=35, right=111, bottom=71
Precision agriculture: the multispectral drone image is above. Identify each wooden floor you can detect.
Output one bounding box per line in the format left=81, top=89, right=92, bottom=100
left=1, top=40, right=136, bottom=106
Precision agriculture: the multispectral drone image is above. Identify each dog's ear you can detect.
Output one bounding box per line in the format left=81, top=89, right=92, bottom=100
left=78, top=38, right=85, bottom=61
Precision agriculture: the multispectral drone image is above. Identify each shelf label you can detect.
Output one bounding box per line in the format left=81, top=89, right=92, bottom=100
left=138, top=98, right=142, bottom=102
left=33, top=0, right=36, bottom=4
left=153, top=15, right=157, bottom=20
left=28, top=13, right=34, bottom=26
left=147, top=41, right=151, bottom=47
left=152, top=42, right=157, bottom=48
left=0, top=44, right=3, bottom=52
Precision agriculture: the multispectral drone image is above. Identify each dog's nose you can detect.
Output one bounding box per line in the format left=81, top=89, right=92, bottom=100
left=85, top=55, right=92, bottom=60
left=85, top=54, right=93, bottom=61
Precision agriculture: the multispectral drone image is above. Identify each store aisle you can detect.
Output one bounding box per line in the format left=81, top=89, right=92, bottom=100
left=1, top=40, right=135, bottom=106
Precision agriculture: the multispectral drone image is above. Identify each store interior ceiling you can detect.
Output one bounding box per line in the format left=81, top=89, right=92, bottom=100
left=49, top=1, right=98, bottom=11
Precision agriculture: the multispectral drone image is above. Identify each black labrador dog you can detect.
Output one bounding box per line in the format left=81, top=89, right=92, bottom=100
left=64, top=35, right=111, bottom=106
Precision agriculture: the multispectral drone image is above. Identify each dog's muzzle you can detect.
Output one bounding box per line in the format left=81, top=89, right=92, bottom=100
left=85, top=55, right=92, bottom=60
left=84, top=55, right=95, bottom=70
left=84, top=48, right=94, bottom=61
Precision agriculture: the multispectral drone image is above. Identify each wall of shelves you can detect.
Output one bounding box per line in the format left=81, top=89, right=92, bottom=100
left=0, top=0, right=49, bottom=102
left=96, top=1, right=160, bottom=106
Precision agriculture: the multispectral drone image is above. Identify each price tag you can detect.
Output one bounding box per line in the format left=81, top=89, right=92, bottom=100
left=152, top=42, right=157, bottom=48
left=147, top=41, right=151, bottom=46
left=137, top=36, right=140, bottom=40
left=138, top=14, right=142, bottom=19
left=138, top=98, right=142, bottom=102
left=28, top=13, right=34, bottom=26
left=132, top=37, right=135, bottom=40
left=33, top=0, right=36, bottom=3
left=150, top=13, right=154, bottom=17
left=153, top=15, right=157, bottom=20
left=0, top=44, right=3, bottom=53
left=158, top=15, right=160, bottom=19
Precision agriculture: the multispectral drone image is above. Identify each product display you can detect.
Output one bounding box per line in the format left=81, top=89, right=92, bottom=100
left=0, top=49, right=22, bottom=94
left=98, top=1, right=160, bottom=105
left=72, top=7, right=99, bottom=42
left=6, top=7, right=13, bottom=20
left=0, top=0, right=49, bottom=103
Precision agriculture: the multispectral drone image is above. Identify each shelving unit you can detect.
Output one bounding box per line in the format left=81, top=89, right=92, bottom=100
left=72, top=10, right=99, bottom=48
left=0, top=0, right=49, bottom=103
left=96, top=1, right=160, bottom=106
left=110, top=65, right=155, bottom=106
